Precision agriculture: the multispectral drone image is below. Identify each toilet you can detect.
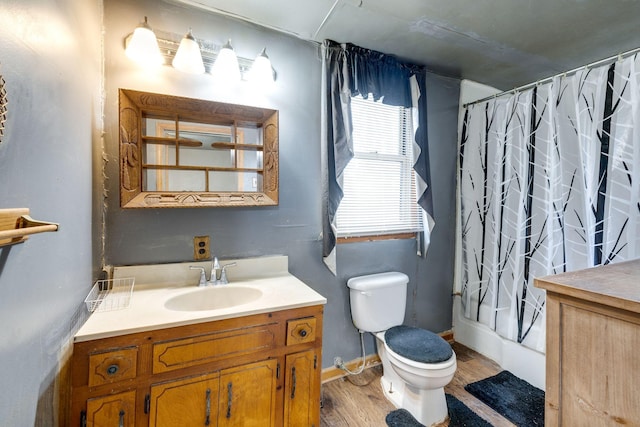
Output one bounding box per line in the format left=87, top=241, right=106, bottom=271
left=347, top=272, right=456, bottom=426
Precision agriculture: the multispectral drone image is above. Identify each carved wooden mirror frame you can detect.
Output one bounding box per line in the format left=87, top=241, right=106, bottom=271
left=119, top=89, right=278, bottom=208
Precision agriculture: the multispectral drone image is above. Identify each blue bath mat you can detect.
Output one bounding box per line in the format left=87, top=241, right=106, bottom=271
left=446, top=394, right=493, bottom=426
left=385, top=394, right=492, bottom=427
left=465, top=370, right=544, bottom=426
left=385, top=408, right=423, bottom=427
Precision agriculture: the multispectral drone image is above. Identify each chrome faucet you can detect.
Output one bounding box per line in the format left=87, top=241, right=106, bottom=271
left=191, top=257, right=237, bottom=286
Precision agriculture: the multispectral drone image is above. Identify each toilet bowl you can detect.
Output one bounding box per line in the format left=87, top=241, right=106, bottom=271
left=347, top=272, right=457, bottom=426
left=376, top=329, right=456, bottom=426
left=385, top=337, right=457, bottom=389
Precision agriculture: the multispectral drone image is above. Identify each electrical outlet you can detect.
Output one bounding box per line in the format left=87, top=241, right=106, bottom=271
left=193, top=236, right=210, bottom=260
left=334, top=356, right=344, bottom=369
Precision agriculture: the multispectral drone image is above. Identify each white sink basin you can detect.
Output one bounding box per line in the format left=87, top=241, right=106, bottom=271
left=164, top=286, right=263, bottom=311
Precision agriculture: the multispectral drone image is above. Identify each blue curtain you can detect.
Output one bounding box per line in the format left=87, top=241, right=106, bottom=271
left=321, top=40, right=433, bottom=273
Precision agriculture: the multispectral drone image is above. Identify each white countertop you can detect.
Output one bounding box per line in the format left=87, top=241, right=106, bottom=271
left=75, top=256, right=327, bottom=342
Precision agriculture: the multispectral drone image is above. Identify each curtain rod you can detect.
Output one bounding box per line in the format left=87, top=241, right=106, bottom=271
left=463, top=46, right=640, bottom=108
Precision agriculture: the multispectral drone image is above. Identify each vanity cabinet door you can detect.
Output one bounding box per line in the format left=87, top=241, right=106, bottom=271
left=218, top=359, right=278, bottom=427
left=149, top=372, right=220, bottom=427
left=284, top=349, right=320, bottom=427
left=85, top=390, right=136, bottom=427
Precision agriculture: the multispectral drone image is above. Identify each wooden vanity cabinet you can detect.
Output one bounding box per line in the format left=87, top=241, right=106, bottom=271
left=66, top=305, right=323, bottom=427
left=535, top=260, right=640, bottom=426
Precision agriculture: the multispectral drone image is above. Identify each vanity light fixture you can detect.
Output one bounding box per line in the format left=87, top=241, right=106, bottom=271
left=125, top=16, right=163, bottom=66
left=172, top=29, right=205, bottom=74
left=124, top=20, right=277, bottom=84
left=211, top=39, right=241, bottom=82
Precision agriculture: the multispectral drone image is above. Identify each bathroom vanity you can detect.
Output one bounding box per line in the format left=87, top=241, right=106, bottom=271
left=535, top=259, right=640, bottom=426
left=63, top=256, right=326, bottom=427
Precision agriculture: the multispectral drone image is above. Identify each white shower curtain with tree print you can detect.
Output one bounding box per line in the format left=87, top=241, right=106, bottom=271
left=459, top=54, right=640, bottom=352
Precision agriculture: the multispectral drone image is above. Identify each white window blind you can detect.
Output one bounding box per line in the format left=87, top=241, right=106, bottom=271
left=336, top=95, right=423, bottom=238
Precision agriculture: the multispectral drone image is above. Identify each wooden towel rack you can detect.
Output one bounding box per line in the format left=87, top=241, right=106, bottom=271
left=0, top=208, right=59, bottom=247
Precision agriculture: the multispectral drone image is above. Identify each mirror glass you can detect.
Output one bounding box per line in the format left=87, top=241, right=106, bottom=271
left=119, top=89, right=278, bottom=208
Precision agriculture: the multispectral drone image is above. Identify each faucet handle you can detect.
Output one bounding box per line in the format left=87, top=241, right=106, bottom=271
left=219, top=262, right=237, bottom=285
left=189, top=266, right=207, bottom=287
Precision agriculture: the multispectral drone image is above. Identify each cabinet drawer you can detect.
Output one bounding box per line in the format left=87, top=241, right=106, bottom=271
left=88, top=347, right=138, bottom=387
left=286, top=317, right=316, bottom=346
left=153, top=324, right=278, bottom=374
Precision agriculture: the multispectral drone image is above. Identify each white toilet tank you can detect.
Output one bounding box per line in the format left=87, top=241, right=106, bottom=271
left=347, top=272, right=409, bottom=333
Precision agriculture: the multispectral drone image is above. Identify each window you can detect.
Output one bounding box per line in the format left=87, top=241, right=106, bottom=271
left=336, top=95, right=423, bottom=239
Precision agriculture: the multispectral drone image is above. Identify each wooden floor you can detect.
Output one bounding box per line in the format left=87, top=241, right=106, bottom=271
left=320, top=342, right=516, bottom=427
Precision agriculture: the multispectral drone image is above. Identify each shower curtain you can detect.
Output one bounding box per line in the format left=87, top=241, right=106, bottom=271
left=459, top=54, right=640, bottom=352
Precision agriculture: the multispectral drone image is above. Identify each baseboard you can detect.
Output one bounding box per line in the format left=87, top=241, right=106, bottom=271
left=321, top=329, right=455, bottom=384
left=440, top=329, right=454, bottom=343
left=321, top=354, right=381, bottom=383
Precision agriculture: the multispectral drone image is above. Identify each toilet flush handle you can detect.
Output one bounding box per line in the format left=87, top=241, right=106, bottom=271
left=360, top=291, right=372, bottom=296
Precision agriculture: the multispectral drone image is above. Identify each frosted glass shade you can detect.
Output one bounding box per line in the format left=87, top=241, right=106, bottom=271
left=172, top=29, right=205, bottom=74
left=249, top=48, right=275, bottom=85
left=211, top=39, right=240, bottom=82
left=125, top=17, right=163, bottom=66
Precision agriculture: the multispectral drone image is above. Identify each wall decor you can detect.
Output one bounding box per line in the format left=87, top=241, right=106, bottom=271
left=0, top=70, right=7, bottom=145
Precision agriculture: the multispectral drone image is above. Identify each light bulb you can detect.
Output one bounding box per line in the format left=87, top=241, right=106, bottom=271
left=249, top=48, right=275, bottom=86
left=211, top=39, right=241, bottom=82
left=172, top=29, right=205, bottom=74
left=125, top=16, right=163, bottom=67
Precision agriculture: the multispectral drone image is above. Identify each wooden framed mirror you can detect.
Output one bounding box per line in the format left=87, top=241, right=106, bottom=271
left=119, top=89, right=278, bottom=208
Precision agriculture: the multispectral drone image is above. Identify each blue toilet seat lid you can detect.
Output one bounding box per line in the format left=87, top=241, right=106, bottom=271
left=385, top=325, right=453, bottom=364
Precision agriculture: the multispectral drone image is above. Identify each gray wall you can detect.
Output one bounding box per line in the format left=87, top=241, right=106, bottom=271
left=0, top=0, right=102, bottom=425
left=104, top=0, right=460, bottom=370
